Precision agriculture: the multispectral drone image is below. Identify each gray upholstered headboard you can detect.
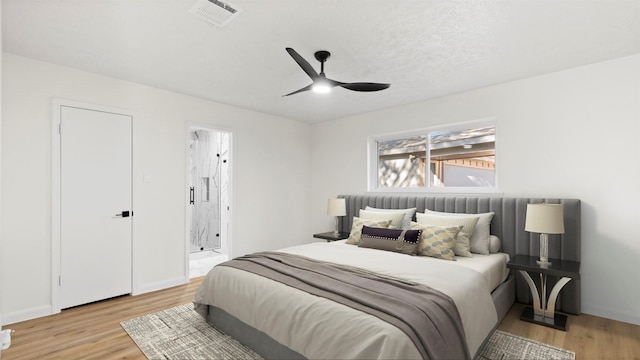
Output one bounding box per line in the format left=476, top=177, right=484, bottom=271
left=337, top=195, right=581, bottom=314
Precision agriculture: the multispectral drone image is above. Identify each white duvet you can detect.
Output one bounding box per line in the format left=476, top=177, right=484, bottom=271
left=194, top=241, right=499, bottom=359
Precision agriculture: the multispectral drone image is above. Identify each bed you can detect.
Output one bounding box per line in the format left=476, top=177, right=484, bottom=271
left=194, top=195, right=581, bottom=359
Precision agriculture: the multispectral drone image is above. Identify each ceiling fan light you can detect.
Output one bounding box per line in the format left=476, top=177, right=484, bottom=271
left=312, top=82, right=331, bottom=94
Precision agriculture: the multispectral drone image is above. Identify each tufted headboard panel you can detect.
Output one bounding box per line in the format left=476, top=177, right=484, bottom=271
left=337, top=195, right=581, bottom=314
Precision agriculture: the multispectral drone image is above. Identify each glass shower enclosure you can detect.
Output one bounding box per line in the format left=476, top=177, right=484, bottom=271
left=188, top=129, right=229, bottom=253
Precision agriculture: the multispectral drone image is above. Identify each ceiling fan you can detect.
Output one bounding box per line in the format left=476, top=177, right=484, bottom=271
left=283, top=47, right=390, bottom=96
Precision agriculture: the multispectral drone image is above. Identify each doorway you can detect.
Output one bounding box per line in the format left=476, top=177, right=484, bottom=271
left=186, top=126, right=231, bottom=278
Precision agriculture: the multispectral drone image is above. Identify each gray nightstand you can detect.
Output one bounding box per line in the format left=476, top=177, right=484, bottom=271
left=313, top=231, right=349, bottom=242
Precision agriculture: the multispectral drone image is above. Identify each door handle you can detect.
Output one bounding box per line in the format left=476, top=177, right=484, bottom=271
left=115, top=211, right=132, bottom=217
left=190, top=187, right=195, bottom=205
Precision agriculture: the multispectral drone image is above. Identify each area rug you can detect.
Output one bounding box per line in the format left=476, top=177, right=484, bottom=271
left=477, top=330, right=575, bottom=360
left=121, top=304, right=575, bottom=360
left=121, top=304, right=261, bottom=359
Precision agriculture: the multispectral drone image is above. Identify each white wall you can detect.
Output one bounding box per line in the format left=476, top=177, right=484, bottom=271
left=0, top=3, right=4, bottom=332
left=0, top=53, right=311, bottom=324
left=311, top=54, right=640, bottom=325
left=2, top=51, right=638, bottom=327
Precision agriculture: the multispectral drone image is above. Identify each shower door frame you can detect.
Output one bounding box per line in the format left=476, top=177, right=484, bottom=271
left=184, top=123, right=233, bottom=280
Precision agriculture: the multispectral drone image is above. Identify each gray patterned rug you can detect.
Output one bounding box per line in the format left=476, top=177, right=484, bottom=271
left=477, top=330, right=575, bottom=360
left=121, top=304, right=575, bottom=360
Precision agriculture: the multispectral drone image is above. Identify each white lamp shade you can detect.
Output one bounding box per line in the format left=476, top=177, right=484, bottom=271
left=327, top=198, right=346, bottom=217
left=525, top=203, right=565, bottom=234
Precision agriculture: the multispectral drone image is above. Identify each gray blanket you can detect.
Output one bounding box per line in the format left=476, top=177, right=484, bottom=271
left=219, top=251, right=469, bottom=360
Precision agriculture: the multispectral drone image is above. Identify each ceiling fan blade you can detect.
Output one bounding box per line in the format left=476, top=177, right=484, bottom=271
left=326, top=78, right=345, bottom=88
left=339, top=82, right=390, bottom=92
left=283, top=84, right=313, bottom=97
left=286, top=48, right=318, bottom=80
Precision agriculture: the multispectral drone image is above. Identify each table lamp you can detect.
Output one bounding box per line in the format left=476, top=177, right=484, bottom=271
left=525, top=203, right=565, bottom=266
left=327, top=198, right=346, bottom=235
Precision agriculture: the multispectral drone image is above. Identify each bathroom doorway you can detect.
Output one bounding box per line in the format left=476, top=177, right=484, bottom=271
left=186, top=125, right=232, bottom=278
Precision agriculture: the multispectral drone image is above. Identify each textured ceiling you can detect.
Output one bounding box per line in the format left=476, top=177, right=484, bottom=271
left=3, top=0, right=639, bottom=123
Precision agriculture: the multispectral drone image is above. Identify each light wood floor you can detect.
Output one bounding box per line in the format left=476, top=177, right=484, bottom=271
left=2, top=278, right=203, bottom=360
left=498, top=303, right=640, bottom=360
left=2, top=276, right=639, bottom=359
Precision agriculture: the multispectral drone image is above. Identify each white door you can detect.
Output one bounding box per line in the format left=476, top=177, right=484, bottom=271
left=59, top=105, right=132, bottom=309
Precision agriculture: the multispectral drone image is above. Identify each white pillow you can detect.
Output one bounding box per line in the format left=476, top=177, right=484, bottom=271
left=414, top=214, right=479, bottom=257
left=489, top=235, right=501, bottom=253
left=422, top=209, right=495, bottom=255
left=364, top=206, right=417, bottom=229
left=359, top=209, right=406, bottom=230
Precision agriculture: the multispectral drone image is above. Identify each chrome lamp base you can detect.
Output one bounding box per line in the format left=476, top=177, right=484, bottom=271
left=536, top=233, right=551, bottom=266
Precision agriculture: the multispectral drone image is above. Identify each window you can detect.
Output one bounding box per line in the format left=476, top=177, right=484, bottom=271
left=368, top=121, right=496, bottom=192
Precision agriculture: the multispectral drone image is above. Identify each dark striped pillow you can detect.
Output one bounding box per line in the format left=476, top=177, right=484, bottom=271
left=358, top=226, right=422, bottom=255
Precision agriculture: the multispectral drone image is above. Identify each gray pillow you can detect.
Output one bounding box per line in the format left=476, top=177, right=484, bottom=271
left=358, top=226, right=422, bottom=255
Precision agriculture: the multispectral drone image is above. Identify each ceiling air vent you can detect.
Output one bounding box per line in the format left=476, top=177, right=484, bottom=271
left=189, top=0, right=243, bottom=28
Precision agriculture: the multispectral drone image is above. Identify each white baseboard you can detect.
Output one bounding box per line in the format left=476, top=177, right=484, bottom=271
left=2, top=277, right=189, bottom=325
left=2, top=305, right=53, bottom=326
left=133, top=276, right=188, bottom=296
left=582, top=305, right=640, bottom=326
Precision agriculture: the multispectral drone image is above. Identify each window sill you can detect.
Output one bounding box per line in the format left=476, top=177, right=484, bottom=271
left=366, top=187, right=504, bottom=196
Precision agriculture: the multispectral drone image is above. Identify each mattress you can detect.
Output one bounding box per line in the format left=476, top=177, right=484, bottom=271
left=194, top=241, right=501, bottom=359
left=289, top=240, right=509, bottom=292
left=446, top=250, right=510, bottom=292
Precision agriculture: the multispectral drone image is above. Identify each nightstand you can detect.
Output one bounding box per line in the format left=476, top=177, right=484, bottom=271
left=507, top=254, right=580, bottom=331
left=313, top=231, right=349, bottom=242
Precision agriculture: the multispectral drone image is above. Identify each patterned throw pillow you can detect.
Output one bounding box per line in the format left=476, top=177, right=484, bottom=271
left=345, top=217, right=392, bottom=245
left=358, top=226, right=422, bottom=255
left=410, top=223, right=463, bottom=260
left=414, top=214, right=479, bottom=257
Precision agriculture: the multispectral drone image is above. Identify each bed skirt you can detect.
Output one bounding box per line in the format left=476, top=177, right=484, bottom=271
left=207, top=306, right=304, bottom=359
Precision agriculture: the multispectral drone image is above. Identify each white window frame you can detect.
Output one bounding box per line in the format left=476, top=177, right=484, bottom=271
left=367, top=118, right=499, bottom=193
